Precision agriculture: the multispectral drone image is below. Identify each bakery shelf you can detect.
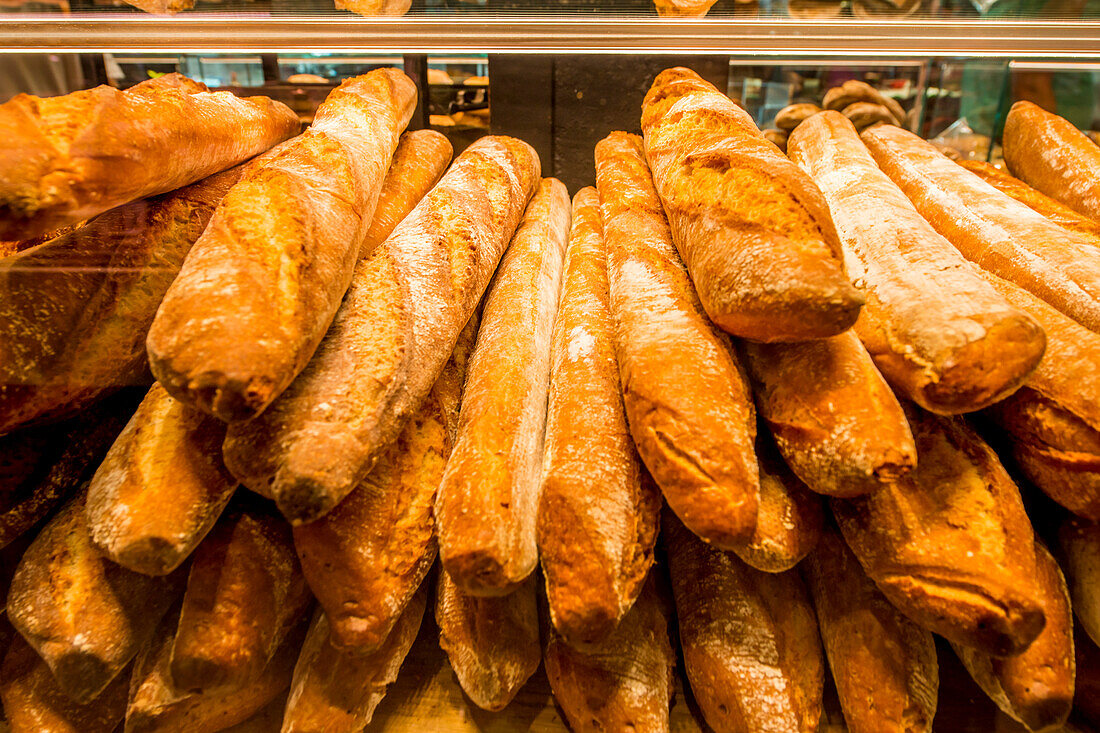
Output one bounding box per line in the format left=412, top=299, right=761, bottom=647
left=1, top=16, right=1099, bottom=55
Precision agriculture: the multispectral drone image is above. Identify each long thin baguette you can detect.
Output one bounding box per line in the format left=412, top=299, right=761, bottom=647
left=359, top=129, right=452, bottom=257
left=665, top=511, right=824, bottom=733
left=0, top=164, right=246, bottom=436
left=169, top=506, right=312, bottom=694
left=1004, top=100, right=1100, bottom=222
left=223, top=136, right=539, bottom=524
left=6, top=494, right=186, bottom=703
left=437, top=178, right=569, bottom=596
left=292, top=319, right=473, bottom=651
left=595, top=131, right=759, bottom=550
left=1059, top=517, right=1100, bottom=647
left=803, top=526, right=938, bottom=733
left=640, top=67, right=863, bottom=342
left=862, top=122, right=1100, bottom=333
left=85, top=383, right=238, bottom=576
left=148, top=69, right=416, bottom=423
left=788, top=112, right=1046, bottom=413
left=537, top=184, right=660, bottom=647
left=743, top=330, right=916, bottom=497
left=0, top=79, right=298, bottom=241
left=436, top=572, right=540, bottom=711
left=832, top=404, right=1046, bottom=657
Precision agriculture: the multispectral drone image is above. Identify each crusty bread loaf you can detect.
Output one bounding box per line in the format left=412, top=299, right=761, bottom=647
left=803, top=526, right=938, bottom=733
left=436, top=178, right=569, bottom=596
left=832, top=404, right=1046, bottom=657
left=788, top=112, right=1046, bottom=414
left=223, top=136, right=539, bottom=524
left=0, top=165, right=246, bottom=436
left=743, top=330, right=916, bottom=497
left=0, top=634, right=129, bottom=733
left=148, top=69, right=416, bottom=423
left=775, top=103, right=822, bottom=131
left=862, top=122, right=1100, bottom=333
left=1059, top=517, right=1100, bottom=647
left=537, top=182, right=660, bottom=647
left=665, top=510, right=824, bottom=733
left=842, top=102, right=896, bottom=131
left=282, top=593, right=425, bottom=733
left=360, top=129, right=452, bottom=257
left=980, top=272, right=1100, bottom=519
left=1004, top=100, right=1100, bottom=223
left=436, top=572, right=540, bottom=711
left=6, top=494, right=186, bottom=703
left=0, top=79, right=298, bottom=241
left=640, top=67, right=863, bottom=342
left=543, top=574, right=675, bottom=733
left=293, top=319, right=473, bottom=651
left=169, top=506, right=312, bottom=694
left=960, top=159, right=1100, bottom=246
left=596, top=131, right=758, bottom=549
left=952, top=543, right=1074, bottom=732
left=822, top=79, right=906, bottom=125
left=85, top=383, right=238, bottom=576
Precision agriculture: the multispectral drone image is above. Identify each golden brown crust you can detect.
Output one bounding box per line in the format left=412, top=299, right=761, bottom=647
left=775, top=103, right=821, bottom=131
left=222, top=135, right=539, bottom=524
left=823, top=80, right=906, bottom=125
left=169, top=507, right=311, bottom=694
left=359, top=129, right=452, bottom=258
left=640, top=67, right=863, bottom=342
left=803, top=527, right=938, bottom=733
left=0, top=165, right=245, bottom=436
left=0, top=80, right=297, bottom=241
left=85, top=383, right=237, bottom=576
left=292, top=320, right=473, bottom=652
left=436, top=572, right=540, bottom=711
left=6, top=494, right=186, bottom=704
left=1004, top=100, right=1100, bottom=223
left=788, top=112, right=1046, bottom=414
left=743, top=330, right=917, bottom=498
left=665, top=511, right=824, bottom=733
left=537, top=184, right=660, bottom=647
left=832, top=406, right=1046, bottom=657
left=1059, top=517, right=1100, bottom=648
left=436, top=178, right=569, bottom=595
left=596, top=131, right=758, bottom=551
left=862, top=122, right=1100, bottom=333
left=147, top=70, right=416, bottom=423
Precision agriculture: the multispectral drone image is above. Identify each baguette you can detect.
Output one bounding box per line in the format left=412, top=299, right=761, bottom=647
left=223, top=136, right=540, bottom=524
left=640, top=67, right=863, bottom=342
left=595, top=131, right=759, bottom=550
left=832, top=404, right=1046, bottom=656
left=862, top=122, right=1100, bottom=333
left=665, top=511, right=824, bottom=733
left=148, top=69, right=416, bottom=423
left=952, top=543, right=1074, bottom=733
left=543, top=574, right=675, bottom=733
left=0, top=79, right=298, bottom=241
left=743, top=330, right=916, bottom=497
left=359, top=129, right=453, bottom=258
left=292, top=318, right=474, bottom=651
left=1004, top=100, right=1100, bottom=223
left=803, top=526, right=938, bottom=733
left=980, top=272, right=1100, bottom=519
left=85, top=383, right=238, bottom=576
left=0, top=164, right=246, bottom=435
left=436, top=572, right=540, bottom=711
left=0, top=634, right=129, bottom=733
left=959, top=159, right=1100, bottom=246
left=436, top=178, right=569, bottom=596
left=282, top=592, right=425, bottom=733
left=6, top=494, right=186, bottom=703
left=788, top=111, right=1046, bottom=414
left=1059, top=517, right=1100, bottom=647
left=169, top=506, right=312, bottom=694
left=537, top=182, right=660, bottom=646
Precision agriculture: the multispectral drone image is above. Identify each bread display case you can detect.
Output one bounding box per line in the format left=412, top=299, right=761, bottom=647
left=1, top=3, right=1100, bottom=732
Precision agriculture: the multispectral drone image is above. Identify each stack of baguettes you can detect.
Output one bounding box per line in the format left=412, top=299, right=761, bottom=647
left=2, top=62, right=1100, bottom=733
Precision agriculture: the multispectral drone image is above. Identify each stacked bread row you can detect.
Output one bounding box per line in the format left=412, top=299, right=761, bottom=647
left=767, top=78, right=909, bottom=152
left=2, top=65, right=1100, bottom=733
